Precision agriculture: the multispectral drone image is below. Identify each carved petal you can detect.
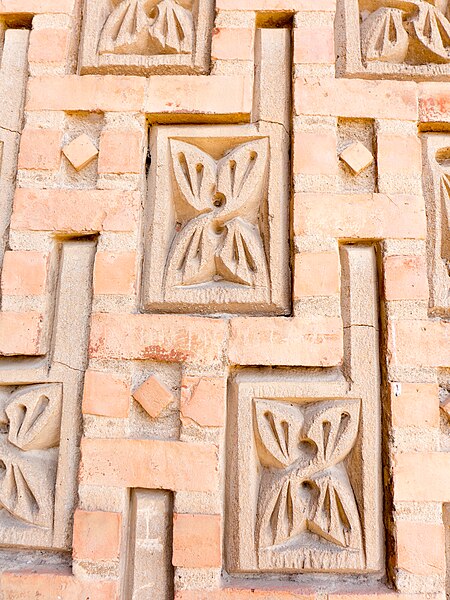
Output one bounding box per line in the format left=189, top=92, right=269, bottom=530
left=410, top=2, right=450, bottom=62
left=99, top=0, right=151, bottom=55
left=165, top=215, right=218, bottom=287
left=440, top=173, right=450, bottom=262
left=170, top=140, right=217, bottom=212
left=303, top=399, right=360, bottom=470
left=254, top=400, right=304, bottom=468
left=6, top=384, right=62, bottom=451
left=0, top=439, right=57, bottom=527
left=308, top=467, right=362, bottom=550
left=217, top=138, right=269, bottom=223
left=148, top=0, right=194, bottom=54
left=216, top=218, right=269, bottom=288
left=361, top=7, right=409, bottom=63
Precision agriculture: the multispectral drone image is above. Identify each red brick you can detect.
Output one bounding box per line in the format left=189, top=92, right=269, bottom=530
left=296, top=78, right=418, bottom=120
left=18, top=128, right=62, bottom=171
left=11, top=189, right=139, bottom=233
left=80, top=438, right=218, bottom=492
left=173, top=514, right=221, bottom=568
left=98, top=130, right=143, bottom=174
left=294, top=252, right=340, bottom=298
left=26, top=75, right=145, bottom=112
left=133, top=374, right=175, bottom=418
left=389, top=320, right=450, bottom=368
left=28, top=28, right=69, bottom=64
left=293, top=130, right=338, bottom=176
left=384, top=255, right=428, bottom=301
left=73, top=510, right=121, bottom=560
left=228, top=316, right=343, bottom=366
left=89, top=313, right=227, bottom=366
left=294, top=25, right=335, bottom=64
left=180, top=376, right=226, bottom=427
left=1, top=251, right=48, bottom=295
left=211, top=28, right=254, bottom=61
left=396, top=521, right=445, bottom=575
left=93, top=251, right=136, bottom=295
left=390, top=383, right=440, bottom=428
left=419, top=81, right=450, bottom=124
left=82, top=370, right=130, bottom=418
left=394, top=452, right=450, bottom=501
left=0, top=312, right=44, bottom=355
left=0, top=570, right=118, bottom=600
left=294, top=193, right=426, bottom=240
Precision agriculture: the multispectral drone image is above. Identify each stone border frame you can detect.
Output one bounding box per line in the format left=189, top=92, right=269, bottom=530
left=79, top=0, right=215, bottom=75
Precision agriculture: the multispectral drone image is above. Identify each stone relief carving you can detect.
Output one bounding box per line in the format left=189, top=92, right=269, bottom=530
left=143, top=125, right=290, bottom=314
left=422, top=133, right=450, bottom=315
left=254, top=399, right=362, bottom=556
left=339, top=0, right=450, bottom=78
left=98, top=0, right=194, bottom=56
left=80, top=0, right=213, bottom=74
left=0, top=384, right=62, bottom=529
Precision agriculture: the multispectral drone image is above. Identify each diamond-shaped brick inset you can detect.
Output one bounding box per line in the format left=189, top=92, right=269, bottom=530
left=62, top=134, right=98, bottom=171
left=132, top=375, right=175, bottom=419
left=339, top=141, right=374, bottom=175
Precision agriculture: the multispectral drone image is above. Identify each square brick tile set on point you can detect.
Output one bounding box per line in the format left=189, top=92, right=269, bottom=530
left=0, top=0, right=449, bottom=598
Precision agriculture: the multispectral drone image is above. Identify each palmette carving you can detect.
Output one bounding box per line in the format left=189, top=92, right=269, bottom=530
left=360, top=0, right=450, bottom=64
left=0, top=384, right=62, bottom=528
left=254, top=399, right=362, bottom=557
left=99, top=0, right=194, bottom=55
left=165, top=139, right=270, bottom=293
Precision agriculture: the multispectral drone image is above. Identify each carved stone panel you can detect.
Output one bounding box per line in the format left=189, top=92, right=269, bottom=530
left=0, top=384, right=62, bottom=548
left=423, top=133, right=450, bottom=315
left=339, top=0, right=450, bottom=79
left=143, top=125, right=290, bottom=314
left=80, top=0, right=214, bottom=74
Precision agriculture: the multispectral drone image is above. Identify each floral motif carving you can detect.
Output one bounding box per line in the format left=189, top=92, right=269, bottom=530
left=165, top=139, right=270, bottom=293
left=0, top=384, right=62, bottom=528
left=253, top=399, right=363, bottom=555
left=360, top=0, right=450, bottom=64
left=99, top=0, right=194, bottom=55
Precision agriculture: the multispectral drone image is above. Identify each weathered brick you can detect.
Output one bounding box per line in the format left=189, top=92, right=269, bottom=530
left=377, top=133, right=422, bottom=176
left=293, top=130, right=338, bottom=176
left=294, top=252, right=340, bottom=298
left=396, top=521, right=445, bottom=575
left=18, top=128, right=62, bottom=171
left=93, top=252, right=136, bottom=295
left=28, top=28, right=69, bottom=64
left=294, top=25, right=335, bottom=64
left=0, top=0, right=75, bottom=13
left=82, top=370, right=130, bottom=418
left=132, top=375, right=175, bottom=419
left=98, top=130, right=143, bottom=174
left=390, top=383, right=440, bottom=428
left=228, top=316, right=343, bottom=366
left=384, top=255, right=429, bottom=301
left=73, top=510, right=121, bottom=560
left=211, top=28, right=254, bottom=61
left=0, top=312, right=44, bottom=355
left=80, top=438, right=218, bottom=492
left=173, top=514, right=221, bottom=568
left=89, top=313, right=227, bottom=366
left=394, top=452, right=450, bottom=501
left=180, top=376, right=226, bottom=427
left=1, top=251, right=48, bottom=296
left=389, top=320, right=450, bottom=368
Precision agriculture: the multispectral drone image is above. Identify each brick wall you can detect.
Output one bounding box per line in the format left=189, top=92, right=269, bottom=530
left=0, top=0, right=449, bottom=598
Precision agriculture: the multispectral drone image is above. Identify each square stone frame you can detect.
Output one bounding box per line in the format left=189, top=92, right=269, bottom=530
left=422, top=132, right=450, bottom=316
left=79, top=0, right=214, bottom=75
left=225, top=370, right=383, bottom=575
left=337, top=0, right=450, bottom=80
left=142, top=124, right=291, bottom=315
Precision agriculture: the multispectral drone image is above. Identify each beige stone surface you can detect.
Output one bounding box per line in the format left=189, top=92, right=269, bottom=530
left=339, top=141, right=374, bottom=174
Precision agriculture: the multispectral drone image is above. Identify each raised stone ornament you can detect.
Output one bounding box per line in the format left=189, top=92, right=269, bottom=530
left=80, top=0, right=213, bottom=74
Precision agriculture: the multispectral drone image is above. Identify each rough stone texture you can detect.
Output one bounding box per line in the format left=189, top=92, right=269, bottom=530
left=0, top=2, right=449, bottom=599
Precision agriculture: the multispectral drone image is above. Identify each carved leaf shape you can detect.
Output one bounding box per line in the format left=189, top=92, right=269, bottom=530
left=303, top=399, right=360, bottom=471
left=254, top=400, right=304, bottom=468
left=99, top=0, right=151, bottom=55
left=361, top=7, right=409, bottom=62
left=6, top=384, right=62, bottom=451
left=216, top=138, right=269, bottom=224
left=308, top=467, right=362, bottom=550
left=440, top=172, right=450, bottom=262
left=410, top=2, right=450, bottom=62
left=216, top=218, right=269, bottom=288
left=148, top=0, right=194, bottom=54
left=170, top=140, right=217, bottom=213
left=0, top=440, right=57, bottom=527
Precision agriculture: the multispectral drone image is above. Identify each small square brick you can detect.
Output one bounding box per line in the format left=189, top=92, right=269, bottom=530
left=72, top=510, right=121, bottom=561
left=133, top=375, right=175, bottom=418
left=62, top=133, right=98, bottom=171
left=82, top=370, right=130, bottom=418
left=339, top=141, right=374, bottom=175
